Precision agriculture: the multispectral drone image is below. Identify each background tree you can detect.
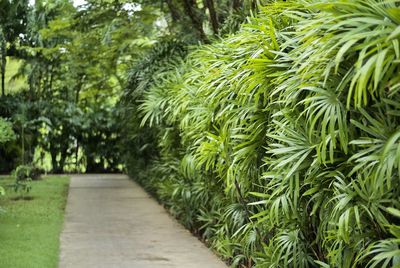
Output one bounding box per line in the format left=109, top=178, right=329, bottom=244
left=1, top=0, right=160, bottom=173
left=0, top=0, right=29, bottom=96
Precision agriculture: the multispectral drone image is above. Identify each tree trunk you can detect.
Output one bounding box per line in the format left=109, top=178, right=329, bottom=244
left=251, top=0, right=257, bottom=12
left=1, top=38, right=6, bottom=97
left=58, top=149, right=67, bottom=173
left=1, top=58, right=5, bottom=97
left=50, top=149, right=58, bottom=173
left=37, top=69, right=42, bottom=100
left=75, top=86, right=81, bottom=103
left=21, top=126, right=25, bottom=164
left=165, top=0, right=181, bottom=22
left=181, top=0, right=209, bottom=43
left=75, top=74, right=85, bottom=103
left=43, top=66, right=49, bottom=97
left=232, top=0, right=241, bottom=11
left=48, top=66, right=54, bottom=94
left=205, top=0, right=219, bottom=35
left=29, top=69, right=34, bottom=97
left=75, top=139, right=79, bottom=172
left=75, top=81, right=82, bottom=103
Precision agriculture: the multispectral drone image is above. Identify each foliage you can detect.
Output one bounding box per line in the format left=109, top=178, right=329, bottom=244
left=127, top=0, right=400, bottom=267
left=0, top=0, right=248, bottom=173
left=0, top=94, right=46, bottom=170
left=1, top=0, right=400, bottom=266
left=0, top=0, right=146, bottom=173
left=0, top=116, right=16, bottom=195
left=0, top=0, right=29, bottom=96
left=0, top=117, right=15, bottom=144
left=13, top=164, right=42, bottom=181
left=120, top=38, right=188, bottom=180
left=8, top=164, right=44, bottom=196
left=141, top=0, right=252, bottom=43
left=4, top=57, right=27, bottom=93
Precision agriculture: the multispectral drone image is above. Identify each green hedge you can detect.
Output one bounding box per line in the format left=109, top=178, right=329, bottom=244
left=127, top=1, right=400, bottom=267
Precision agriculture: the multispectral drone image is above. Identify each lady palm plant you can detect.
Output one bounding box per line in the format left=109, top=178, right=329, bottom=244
left=128, top=0, right=400, bottom=267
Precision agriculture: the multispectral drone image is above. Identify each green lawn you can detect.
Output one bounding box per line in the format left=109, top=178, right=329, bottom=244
left=0, top=176, right=70, bottom=268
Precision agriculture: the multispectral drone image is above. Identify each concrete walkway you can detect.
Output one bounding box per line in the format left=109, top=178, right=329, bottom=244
left=59, top=174, right=227, bottom=268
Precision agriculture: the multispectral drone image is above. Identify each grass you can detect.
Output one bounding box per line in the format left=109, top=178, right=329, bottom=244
left=0, top=176, right=70, bottom=268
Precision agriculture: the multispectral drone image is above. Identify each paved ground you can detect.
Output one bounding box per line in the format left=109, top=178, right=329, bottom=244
left=59, top=174, right=227, bottom=268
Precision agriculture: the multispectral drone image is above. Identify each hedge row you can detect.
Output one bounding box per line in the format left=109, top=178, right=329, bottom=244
left=126, top=1, right=400, bottom=267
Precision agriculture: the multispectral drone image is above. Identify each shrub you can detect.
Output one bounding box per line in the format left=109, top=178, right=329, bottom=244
left=125, top=0, right=400, bottom=267
left=0, top=117, right=16, bottom=196
left=14, top=165, right=42, bottom=181
left=0, top=117, right=15, bottom=144
left=9, top=164, right=44, bottom=196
